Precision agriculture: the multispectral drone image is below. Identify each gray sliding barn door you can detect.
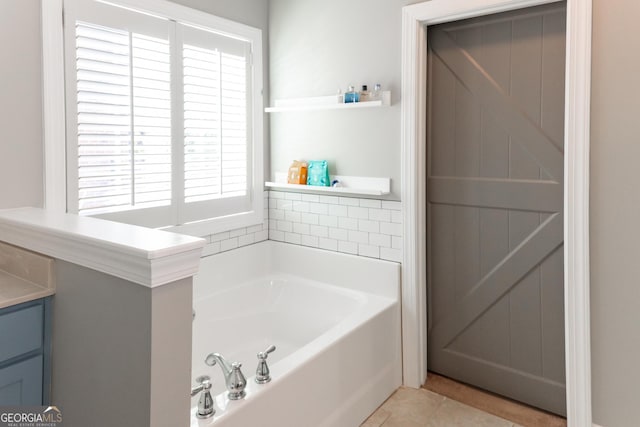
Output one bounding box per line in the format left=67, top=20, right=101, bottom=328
left=426, top=3, right=567, bottom=416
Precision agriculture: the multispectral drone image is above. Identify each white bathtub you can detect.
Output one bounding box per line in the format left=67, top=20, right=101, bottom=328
left=190, top=241, right=401, bottom=427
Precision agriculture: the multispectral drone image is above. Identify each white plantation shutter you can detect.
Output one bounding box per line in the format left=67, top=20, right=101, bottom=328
left=75, top=23, right=172, bottom=216
left=64, top=0, right=262, bottom=231
left=179, top=25, right=252, bottom=223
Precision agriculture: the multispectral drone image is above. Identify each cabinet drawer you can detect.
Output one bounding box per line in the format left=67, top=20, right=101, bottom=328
left=0, top=355, right=43, bottom=405
left=0, top=304, right=43, bottom=363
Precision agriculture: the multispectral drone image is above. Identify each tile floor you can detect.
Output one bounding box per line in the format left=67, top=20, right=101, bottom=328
left=361, top=387, right=521, bottom=427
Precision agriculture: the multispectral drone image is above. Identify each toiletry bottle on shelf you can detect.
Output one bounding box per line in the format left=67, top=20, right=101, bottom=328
left=370, top=83, right=382, bottom=102
left=344, top=85, right=359, bottom=103
left=360, top=85, right=370, bottom=102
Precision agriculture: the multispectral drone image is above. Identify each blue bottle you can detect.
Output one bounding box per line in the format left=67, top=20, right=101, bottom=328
left=344, top=85, right=360, bottom=103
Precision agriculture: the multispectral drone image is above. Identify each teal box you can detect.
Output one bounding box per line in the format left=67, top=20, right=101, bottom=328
left=306, top=160, right=330, bottom=186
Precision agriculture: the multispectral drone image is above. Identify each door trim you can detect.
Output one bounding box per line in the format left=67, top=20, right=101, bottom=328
left=400, top=1, right=592, bottom=426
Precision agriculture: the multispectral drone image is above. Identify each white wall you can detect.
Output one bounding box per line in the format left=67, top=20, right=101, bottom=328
left=269, top=0, right=423, bottom=199
left=0, top=0, right=43, bottom=208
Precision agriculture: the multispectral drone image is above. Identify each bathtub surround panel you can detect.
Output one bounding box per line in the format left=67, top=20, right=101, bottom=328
left=267, top=191, right=403, bottom=263
left=52, top=261, right=193, bottom=427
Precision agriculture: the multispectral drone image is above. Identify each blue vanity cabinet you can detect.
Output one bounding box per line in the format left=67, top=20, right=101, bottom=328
left=0, top=298, right=52, bottom=405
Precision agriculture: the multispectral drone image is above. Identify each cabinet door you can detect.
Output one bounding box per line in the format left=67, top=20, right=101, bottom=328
left=0, top=356, right=43, bottom=405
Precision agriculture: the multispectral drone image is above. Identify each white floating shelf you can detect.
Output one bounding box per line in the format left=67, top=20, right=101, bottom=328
left=265, top=91, right=391, bottom=113
left=266, top=174, right=390, bottom=197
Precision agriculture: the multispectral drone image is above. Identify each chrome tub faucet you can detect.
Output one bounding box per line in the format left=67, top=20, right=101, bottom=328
left=206, top=353, right=247, bottom=400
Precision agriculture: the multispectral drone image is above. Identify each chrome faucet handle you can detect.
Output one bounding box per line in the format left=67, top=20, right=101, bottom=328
left=255, top=345, right=276, bottom=384
left=191, top=375, right=215, bottom=419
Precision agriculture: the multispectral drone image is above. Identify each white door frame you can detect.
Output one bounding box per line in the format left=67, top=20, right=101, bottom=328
left=400, top=1, right=592, bottom=426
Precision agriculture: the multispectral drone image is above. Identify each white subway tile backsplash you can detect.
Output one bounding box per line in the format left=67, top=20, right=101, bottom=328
left=319, top=195, right=340, bottom=205
left=301, top=234, right=319, bottom=247
left=229, top=228, right=247, bottom=238
left=285, top=210, right=301, bottom=223
left=348, top=230, right=369, bottom=244
left=301, top=213, right=319, bottom=225
left=358, top=219, right=380, bottom=233
left=201, top=241, right=221, bottom=257
left=360, top=199, right=382, bottom=209
left=269, top=229, right=285, bottom=241
left=293, top=222, right=310, bottom=235
left=318, top=238, right=338, bottom=251
left=380, top=222, right=402, bottom=236
left=369, top=233, right=391, bottom=248
left=338, top=217, right=359, bottom=230
left=348, top=206, right=369, bottom=219
left=310, top=225, right=329, bottom=238
left=269, top=209, right=285, bottom=220
left=247, top=224, right=263, bottom=234
left=285, top=232, right=302, bottom=245
left=220, top=238, right=239, bottom=252
left=358, top=244, right=380, bottom=259
left=277, top=220, right=293, bottom=232
left=391, top=210, right=403, bottom=224
left=328, top=204, right=348, bottom=217
left=255, top=230, right=269, bottom=242
left=277, top=199, right=293, bottom=210
left=392, top=236, right=403, bottom=250
left=318, top=215, right=338, bottom=228
left=338, top=240, right=358, bottom=255
left=369, top=208, right=391, bottom=222
left=339, top=197, right=360, bottom=207
left=309, top=202, right=329, bottom=215
left=238, top=233, right=255, bottom=247
left=380, top=247, right=402, bottom=262
left=329, top=227, right=348, bottom=241
left=266, top=191, right=402, bottom=263
left=285, top=192, right=302, bottom=201
left=212, top=231, right=230, bottom=242
left=293, top=201, right=310, bottom=213
left=382, top=201, right=402, bottom=211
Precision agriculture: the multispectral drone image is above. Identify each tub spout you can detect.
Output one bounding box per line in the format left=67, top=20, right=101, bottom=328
left=205, top=353, right=247, bottom=400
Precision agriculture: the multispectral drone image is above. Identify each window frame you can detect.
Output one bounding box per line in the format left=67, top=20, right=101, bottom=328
left=42, top=0, right=264, bottom=236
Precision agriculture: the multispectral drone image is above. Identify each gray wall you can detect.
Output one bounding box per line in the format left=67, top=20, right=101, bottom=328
left=590, top=1, right=640, bottom=426
left=0, top=0, right=43, bottom=208
left=268, top=0, right=422, bottom=199
left=52, top=261, right=193, bottom=427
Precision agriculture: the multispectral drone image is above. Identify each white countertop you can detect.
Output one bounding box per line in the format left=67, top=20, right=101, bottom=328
left=0, top=208, right=206, bottom=288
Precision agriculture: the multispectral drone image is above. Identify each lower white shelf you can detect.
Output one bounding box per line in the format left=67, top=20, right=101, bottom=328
left=266, top=175, right=390, bottom=197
